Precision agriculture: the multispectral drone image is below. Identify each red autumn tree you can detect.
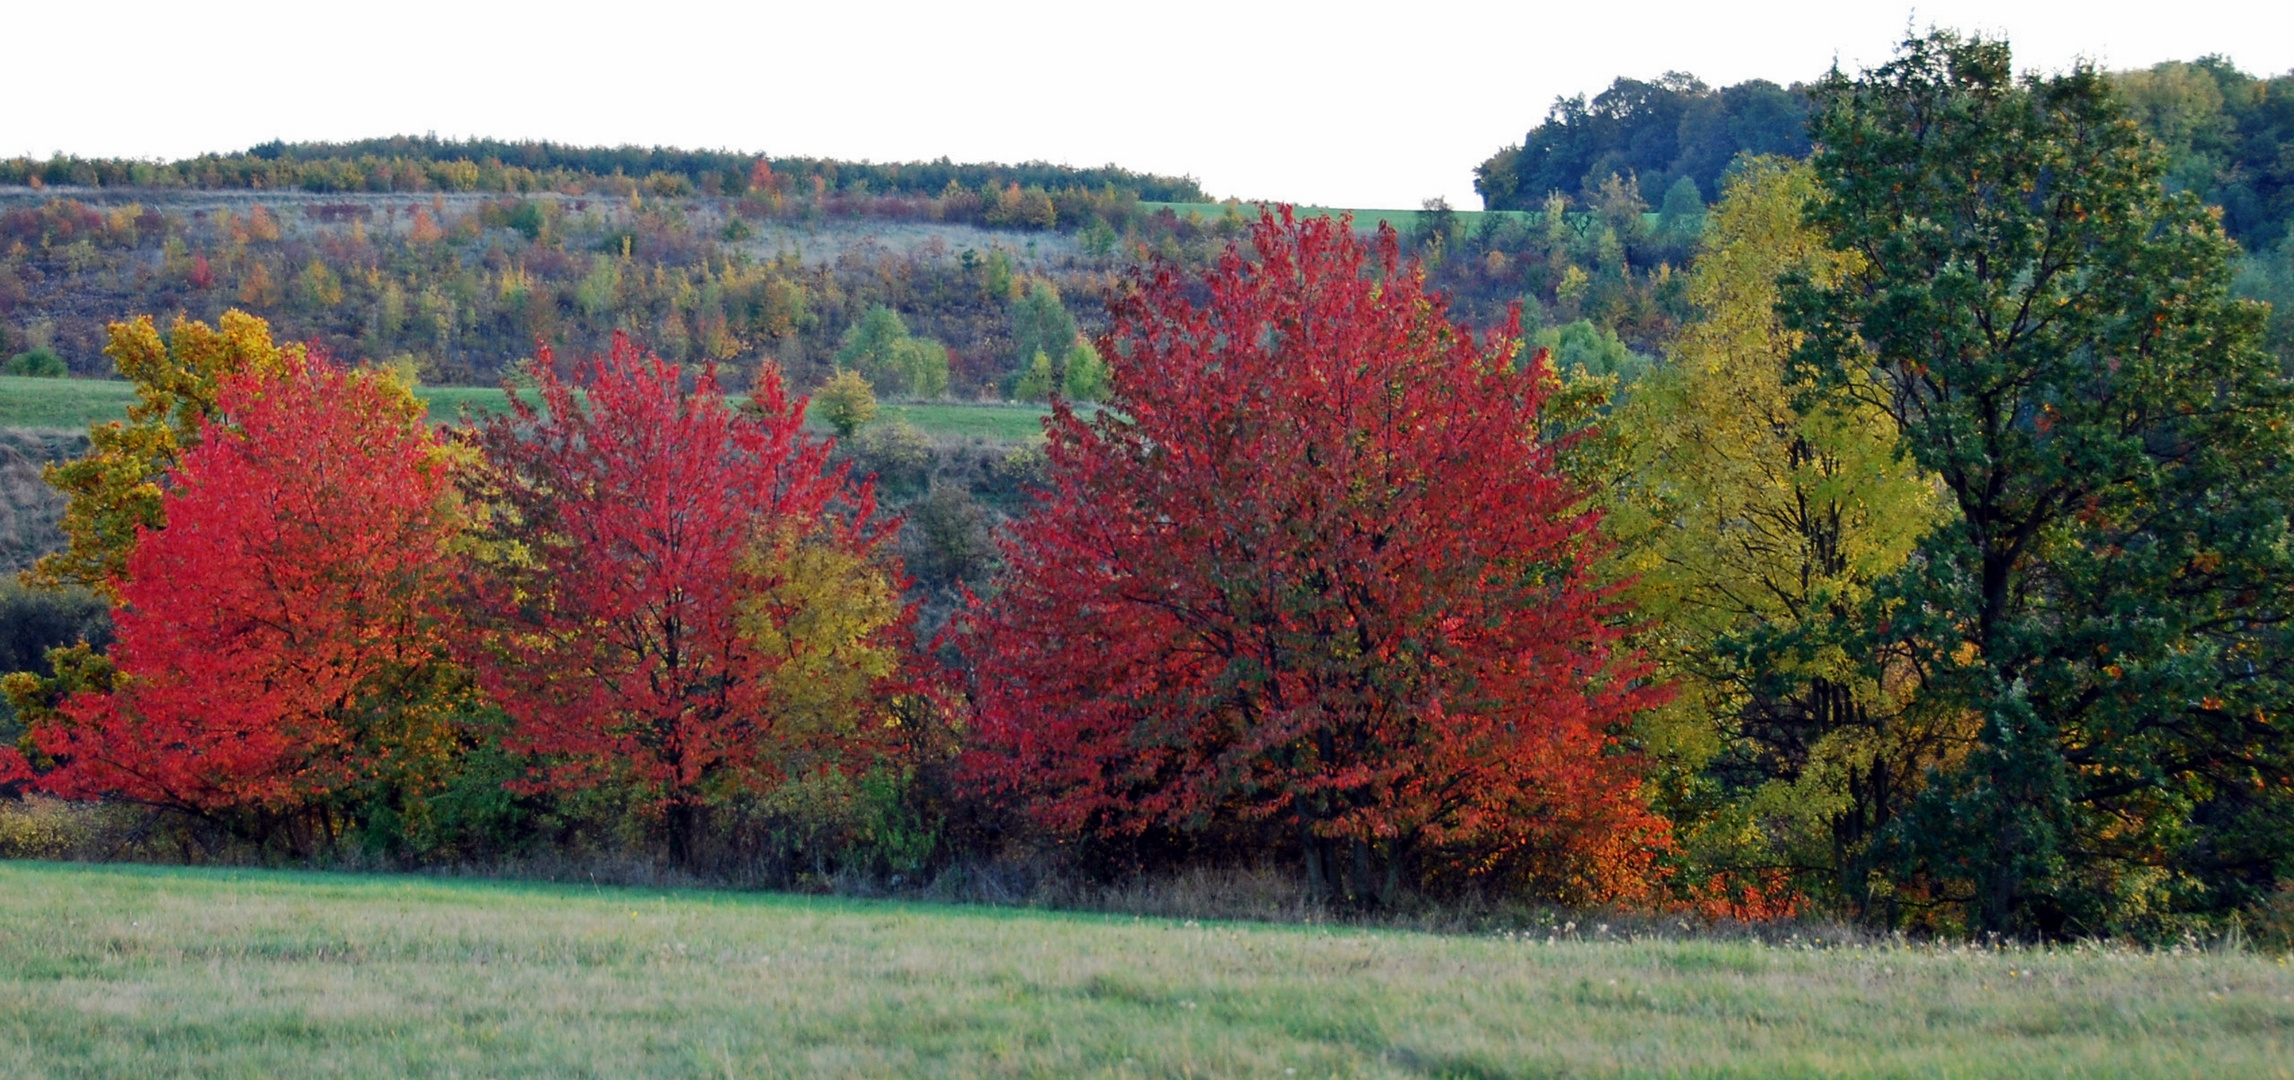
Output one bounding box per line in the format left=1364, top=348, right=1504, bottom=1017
left=461, top=333, right=909, bottom=859
left=960, top=208, right=1669, bottom=907
left=1, top=352, right=464, bottom=841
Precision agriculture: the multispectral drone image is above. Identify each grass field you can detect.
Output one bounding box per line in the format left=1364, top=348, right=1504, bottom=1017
left=0, top=375, right=1051, bottom=442
left=0, top=862, right=2287, bottom=1078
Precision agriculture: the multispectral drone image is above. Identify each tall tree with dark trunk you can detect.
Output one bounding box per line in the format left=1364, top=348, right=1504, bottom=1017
left=1787, top=32, right=2294, bottom=936
left=961, top=209, right=1668, bottom=908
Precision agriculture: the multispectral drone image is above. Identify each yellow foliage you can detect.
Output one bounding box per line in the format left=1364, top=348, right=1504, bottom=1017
left=1608, top=158, right=1958, bottom=885
left=738, top=526, right=904, bottom=745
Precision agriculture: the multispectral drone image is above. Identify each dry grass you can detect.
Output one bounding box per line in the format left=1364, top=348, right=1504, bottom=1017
left=0, top=861, right=2287, bottom=1078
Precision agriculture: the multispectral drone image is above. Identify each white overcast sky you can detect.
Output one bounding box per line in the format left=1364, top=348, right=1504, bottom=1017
left=9, top=0, right=2291, bottom=209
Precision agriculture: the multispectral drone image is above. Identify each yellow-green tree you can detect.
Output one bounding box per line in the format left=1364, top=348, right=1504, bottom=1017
left=813, top=368, right=879, bottom=438
left=1609, top=159, right=1954, bottom=907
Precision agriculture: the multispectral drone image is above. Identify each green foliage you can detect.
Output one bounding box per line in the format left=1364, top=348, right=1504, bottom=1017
left=1, top=137, right=1207, bottom=202
left=1062, top=342, right=1109, bottom=402
left=1012, top=350, right=1056, bottom=403
left=0, top=581, right=110, bottom=734
left=835, top=306, right=910, bottom=374
left=1788, top=31, right=2294, bottom=936
left=1413, top=197, right=1460, bottom=250
left=1006, top=280, right=1078, bottom=381
left=833, top=306, right=949, bottom=399
left=891, top=338, right=950, bottom=399
left=1005, top=284, right=1105, bottom=402
left=1476, top=73, right=1813, bottom=211
left=3, top=348, right=66, bottom=378
left=1656, top=176, right=1707, bottom=239
left=2234, top=226, right=2294, bottom=370
left=1533, top=319, right=1648, bottom=387
left=2110, top=58, right=2294, bottom=247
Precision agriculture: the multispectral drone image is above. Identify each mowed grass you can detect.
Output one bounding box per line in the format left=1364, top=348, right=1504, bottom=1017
left=0, top=375, right=1051, bottom=442
left=0, top=862, right=2287, bottom=1079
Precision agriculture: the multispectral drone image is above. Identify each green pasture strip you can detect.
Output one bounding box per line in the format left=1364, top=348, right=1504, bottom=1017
left=0, top=376, right=1051, bottom=442
left=0, top=861, right=2286, bottom=1079
left=412, top=384, right=527, bottom=421
left=877, top=402, right=1050, bottom=442
left=0, top=375, right=135, bottom=430
left=1139, top=202, right=1665, bottom=234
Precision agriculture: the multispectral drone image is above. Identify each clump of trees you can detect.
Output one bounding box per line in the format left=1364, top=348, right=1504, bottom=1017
left=1603, top=31, right=2294, bottom=938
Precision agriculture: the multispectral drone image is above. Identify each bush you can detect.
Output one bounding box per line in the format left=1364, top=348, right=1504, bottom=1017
left=814, top=369, right=879, bottom=437
left=849, top=420, right=932, bottom=498
left=3, top=348, right=66, bottom=378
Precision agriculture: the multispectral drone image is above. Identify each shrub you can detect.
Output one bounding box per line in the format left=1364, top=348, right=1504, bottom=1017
left=2, top=347, right=66, bottom=377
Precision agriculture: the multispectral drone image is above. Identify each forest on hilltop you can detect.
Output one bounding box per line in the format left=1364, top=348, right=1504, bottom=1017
left=1, top=138, right=1208, bottom=204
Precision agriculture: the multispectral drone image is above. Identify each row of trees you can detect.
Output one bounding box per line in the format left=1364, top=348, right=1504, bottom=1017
left=2, top=139, right=1206, bottom=205
left=0, top=236, right=1664, bottom=908
left=4, top=32, right=2288, bottom=938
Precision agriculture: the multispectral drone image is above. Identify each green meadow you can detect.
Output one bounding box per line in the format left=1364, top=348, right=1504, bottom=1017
left=1140, top=202, right=1544, bottom=235
left=0, top=861, right=2286, bottom=1079
left=0, top=375, right=1050, bottom=442
left=1137, top=202, right=1673, bottom=237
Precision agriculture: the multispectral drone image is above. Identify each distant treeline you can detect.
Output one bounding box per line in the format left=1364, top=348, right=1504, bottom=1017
left=0, top=136, right=1208, bottom=205
left=1477, top=58, right=2294, bottom=249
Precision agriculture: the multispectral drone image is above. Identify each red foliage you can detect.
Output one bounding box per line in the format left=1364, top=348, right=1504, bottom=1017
left=960, top=209, right=1669, bottom=905
left=1681, top=868, right=1808, bottom=923
left=189, top=254, right=214, bottom=291
left=461, top=333, right=901, bottom=825
left=4, top=353, right=460, bottom=814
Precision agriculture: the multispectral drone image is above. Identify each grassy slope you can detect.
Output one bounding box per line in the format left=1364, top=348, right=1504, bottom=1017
left=0, top=863, right=2286, bottom=1079
left=0, top=375, right=1050, bottom=442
